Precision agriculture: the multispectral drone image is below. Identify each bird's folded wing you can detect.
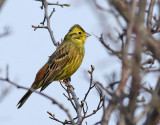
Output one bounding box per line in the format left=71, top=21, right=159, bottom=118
left=40, top=42, right=73, bottom=91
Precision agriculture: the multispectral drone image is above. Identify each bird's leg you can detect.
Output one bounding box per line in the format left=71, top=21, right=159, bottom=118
left=59, top=80, right=70, bottom=86
left=59, top=77, right=74, bottom=89
left=63, top=77, right=71, bottom=83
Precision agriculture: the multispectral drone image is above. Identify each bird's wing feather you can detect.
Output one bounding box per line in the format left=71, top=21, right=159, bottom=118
left=40, top=42, right=73, bottom=91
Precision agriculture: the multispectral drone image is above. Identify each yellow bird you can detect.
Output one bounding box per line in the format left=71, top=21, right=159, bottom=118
left=17, top=24, right=90, bottom=108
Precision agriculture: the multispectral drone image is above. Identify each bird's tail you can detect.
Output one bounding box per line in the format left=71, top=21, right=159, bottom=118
left=17, top=89, right=33, bottom=109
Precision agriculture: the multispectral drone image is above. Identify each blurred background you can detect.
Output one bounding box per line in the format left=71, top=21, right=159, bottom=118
left=0, top=0, right=122, bottom=124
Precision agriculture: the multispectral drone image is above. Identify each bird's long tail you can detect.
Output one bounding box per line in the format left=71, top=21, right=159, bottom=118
left=17, top=89, right=33, bottom=109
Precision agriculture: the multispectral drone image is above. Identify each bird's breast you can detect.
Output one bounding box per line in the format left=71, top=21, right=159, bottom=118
left=57, top=47, right=84, bottom=80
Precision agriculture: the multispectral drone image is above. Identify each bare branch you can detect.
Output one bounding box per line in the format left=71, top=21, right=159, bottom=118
left=60, top=79, right=82, bottom=125
left=32, top=25, right=48, bottom=31
left=0, top=67, right=75, bottom=125
left=42, top=0, right=57, bottom=46
left=35, top=0, right=70, bottom=8
left=82, top=65, right=95, bottom=103
left=68, top=86, right=82, bottom=125
left=147, top=0, right=156, bottom=30
left=47, top=111, right=73, bottom=124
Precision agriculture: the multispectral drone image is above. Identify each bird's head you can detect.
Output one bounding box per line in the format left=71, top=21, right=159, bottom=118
left=64, top=24, right=91, bottom=45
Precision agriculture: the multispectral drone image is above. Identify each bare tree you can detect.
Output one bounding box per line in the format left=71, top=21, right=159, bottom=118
left=90, top=0, right=160, bottom=125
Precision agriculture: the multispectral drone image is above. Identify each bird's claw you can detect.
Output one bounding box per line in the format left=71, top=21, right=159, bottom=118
left=59, top=80, right=74, bottom=89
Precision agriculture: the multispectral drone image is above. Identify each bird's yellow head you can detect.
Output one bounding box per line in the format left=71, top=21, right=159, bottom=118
left=64, top=24, right=91, bottom=45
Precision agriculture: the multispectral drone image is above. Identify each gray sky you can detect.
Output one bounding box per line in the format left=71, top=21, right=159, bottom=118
left=0, top=0, right=121, bottom=125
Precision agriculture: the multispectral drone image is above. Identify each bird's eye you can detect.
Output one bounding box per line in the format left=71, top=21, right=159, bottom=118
left=78, top=32, right=82, bottom=34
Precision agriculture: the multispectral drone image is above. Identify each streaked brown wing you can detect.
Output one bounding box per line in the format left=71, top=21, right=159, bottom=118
left=40, top=42, right=73, bottom=91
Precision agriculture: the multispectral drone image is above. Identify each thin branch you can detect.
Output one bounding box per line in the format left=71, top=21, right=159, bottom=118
left=101, top=103, right=116, bottom=125
left=147, top=0, right=156, bottom=30
left=47, top=111, right=72, bottom=124
left=95, top=82, right=112, bottom=96
left=32, top=25, right=48, bottom=31
left=82, top=95, right=104, bottom=120
left=33, top=0, right=62, bottom=46
left=68, top=85, right=82, bottom=125
left=35, top=0, right=70, bottom=8
left=66, top=90, right=76, bottom=111
left=84, top=102, right=89, bottom=116
left=82, top=65, right=95, bottom=103
left=60, top=79, right=82, bottom=125
left=43, top=0, right=57, bottom=46
left=98, top=34, right=122, bottom=59
left=0, top=76, right=75, bottom=125
left=47, top=2, right=70, bottom=8
left=60, top=82, right=76, bottom=111
left=49, top=8, right=56, bottom=19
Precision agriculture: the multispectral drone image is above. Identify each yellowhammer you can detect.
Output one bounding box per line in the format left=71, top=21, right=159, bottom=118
left=17, top=24, right=90, bottom=108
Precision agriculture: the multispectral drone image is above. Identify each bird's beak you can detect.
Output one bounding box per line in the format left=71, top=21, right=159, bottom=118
left=85, top=32, right=91, bottom=37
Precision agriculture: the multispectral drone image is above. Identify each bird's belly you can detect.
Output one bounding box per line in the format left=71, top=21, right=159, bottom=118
left=55, top=53, right=84, bottom=80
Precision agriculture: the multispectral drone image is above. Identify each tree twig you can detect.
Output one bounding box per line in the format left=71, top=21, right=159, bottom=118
left=42, top=0, right=57, bottom=46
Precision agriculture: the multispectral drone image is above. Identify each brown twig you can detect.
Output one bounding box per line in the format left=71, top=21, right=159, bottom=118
left=147, top=0, right=156, bottom=30
left=82, top=65, right=95, bottom=103
left=42, top=0, right=57, bottom=46
left=32, top=25, right=48, bottom=31
left=98, top=34, right=122, bottom=59
left=82, top=95, right=104, bottom=120
left=79, top=65, right=105, bottom=124
left=35, top=0, right=70, bottom=8
left=47, top=111, right=72, bottom=124
left=49, top=8, right=56, bottom=19
left=33, top=0, right=63, bottom=46
left=95, top=82, right=112, bottom=96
